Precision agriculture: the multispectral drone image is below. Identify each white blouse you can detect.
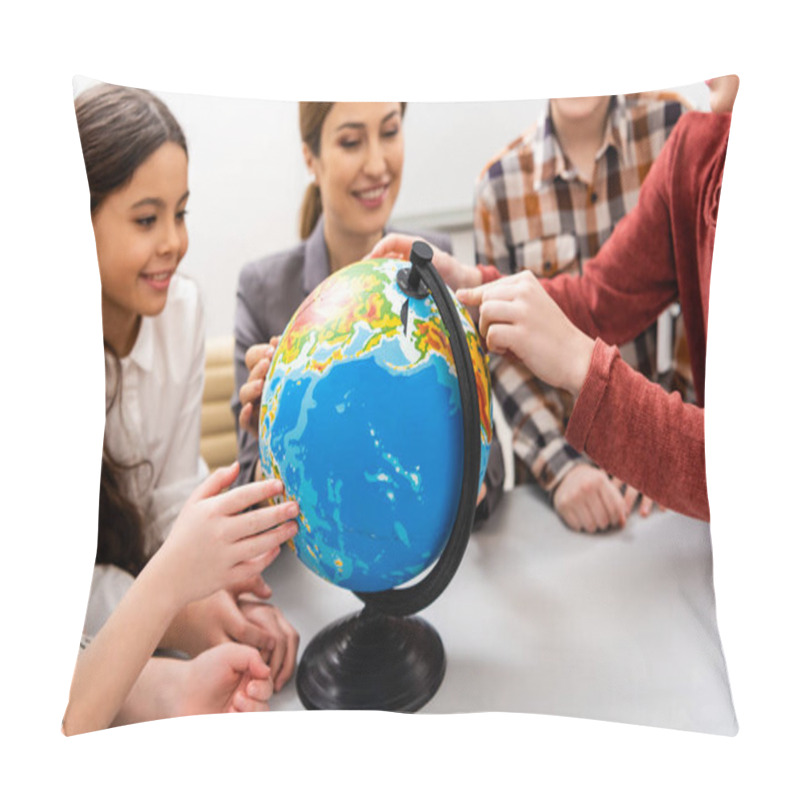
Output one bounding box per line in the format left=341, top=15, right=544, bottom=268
left=104, top=273, right=209, bottom=557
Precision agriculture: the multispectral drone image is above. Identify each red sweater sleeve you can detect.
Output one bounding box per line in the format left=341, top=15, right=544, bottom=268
left=567, top=340, right=708, bottom=520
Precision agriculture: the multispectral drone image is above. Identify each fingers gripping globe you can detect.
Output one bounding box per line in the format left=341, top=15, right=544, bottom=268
left=258, top=254, right=492, bottom=594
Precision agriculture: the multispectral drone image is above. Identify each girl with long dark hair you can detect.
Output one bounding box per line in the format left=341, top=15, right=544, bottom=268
left=75, top=83, right=299, bottom=690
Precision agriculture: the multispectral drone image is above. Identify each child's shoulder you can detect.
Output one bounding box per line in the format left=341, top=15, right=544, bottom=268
left=476, top=106, right=550, bottom=189
left=476, top=127, right=539, bottom=191
left=624, top=89, right=693, bottom=114
left=670, top=110, right=732, bottom=154
left=619, top=91, right=692, bottom=149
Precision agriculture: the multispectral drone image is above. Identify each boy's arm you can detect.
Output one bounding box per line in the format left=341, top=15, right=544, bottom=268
left=491, top=356, right=589, bottom=492
left=566, top=341, right=708, bottom=520
left=492, top=356, right=631, bottom=532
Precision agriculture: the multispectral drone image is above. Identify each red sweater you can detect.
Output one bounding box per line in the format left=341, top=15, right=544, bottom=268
left=541, top=111, right=730, bottom=521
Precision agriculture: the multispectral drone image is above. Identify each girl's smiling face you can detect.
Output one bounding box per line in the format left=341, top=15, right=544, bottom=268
left=304, top=102, right=404, bottom=242
left=92, top=141, right=189, bottom=353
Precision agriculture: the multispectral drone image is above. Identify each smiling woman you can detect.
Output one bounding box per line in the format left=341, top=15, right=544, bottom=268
left=300, top=102, right=406, bottom=270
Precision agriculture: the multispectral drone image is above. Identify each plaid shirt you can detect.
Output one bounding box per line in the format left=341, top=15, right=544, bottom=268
left=474, top=92, right=693, bottom=492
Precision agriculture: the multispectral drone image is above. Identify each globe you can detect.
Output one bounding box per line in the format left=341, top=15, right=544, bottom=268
left=258, top=255, right=492, bottom=593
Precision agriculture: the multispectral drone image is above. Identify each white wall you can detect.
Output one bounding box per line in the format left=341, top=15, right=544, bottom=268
left=73, top=76, right=710, bottom=338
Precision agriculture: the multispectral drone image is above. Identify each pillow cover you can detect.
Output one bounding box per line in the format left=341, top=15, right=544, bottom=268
left=69, top=76, right=737, bottom=736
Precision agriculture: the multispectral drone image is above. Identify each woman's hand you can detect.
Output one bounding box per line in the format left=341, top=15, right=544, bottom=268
left=366, top=234, right=482, bottom=292
left=239, top=336, right=280, bottom=440
left=457, top=271, right=595, bottom=397
left=152, top=462, right=299, bottom=610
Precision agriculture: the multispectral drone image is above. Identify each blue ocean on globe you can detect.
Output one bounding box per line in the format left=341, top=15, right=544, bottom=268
left=259, top=257, right=492, bottom=592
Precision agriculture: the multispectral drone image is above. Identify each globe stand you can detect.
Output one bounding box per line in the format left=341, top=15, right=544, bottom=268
left=294, top=241, right=483, bottom=712
left=296, top=605, right=445, bottom=712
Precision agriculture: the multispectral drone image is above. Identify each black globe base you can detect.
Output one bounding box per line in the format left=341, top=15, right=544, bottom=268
left=296, top=606, right=446, bottom=712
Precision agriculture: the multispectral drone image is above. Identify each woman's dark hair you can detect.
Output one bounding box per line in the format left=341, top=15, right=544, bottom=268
left=75, top=83, right=186, bottom=573
left=75, top=82, right=187, bottom=212
left=298, top=102, right=407, bottom=240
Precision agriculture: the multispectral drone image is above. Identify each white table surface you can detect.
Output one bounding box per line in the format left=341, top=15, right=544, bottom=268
left=265, top=486, right=737, bottom=735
